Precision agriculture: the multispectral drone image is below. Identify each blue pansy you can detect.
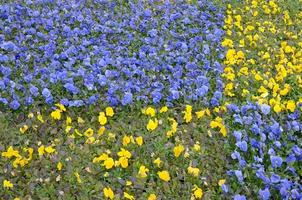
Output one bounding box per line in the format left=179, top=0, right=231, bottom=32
left=45, top=97, right=54, bottom=105
left=196, top=85, right=209, bottom=97
left=270, top=173, right=280, bottom=183
left=260, top=104, right=271, bottom=115
left=210, top=98, right=219, bottom=106
left=221, top=184, right=229, bottom=193
left=236, top=141, right=248, bottom=152
left=270, top=156, right=283, bottom=168
left=234, top=114, right=243, bottom=124
left=170, top=89, right=180, bottom=100
left=234, top=170, right=244, bottom=183
left=286, top=154, right=296, bottom=164
left=0, top=97, right=8, bottom=105
left=152, top=90, right=162, bottom=104
left=259, top=188, right=270, bottom=200
left=292, top=145, right=302, bottom=157
left=64, top=83, right=79, bottom=95
left=42, top=88, right=51, bottom=98
left=268, top=148, right=276, bottom=156
left=233, top=131, right=242, bottom=141
left=251, top=124, right=260, bottom=135
left=231, top=151, right=241, bottom=160
left=291, top=189, right=302, bottom=199
left=233, top=194, right=246, bottom=200
left=69, top=100, right=84, bottom=107
left=30, top=85, right=39, bottom=97
left=121, top=92, right=133, bottom=105
left=9, top=100, right=20, bottom=110
left=25, top=96, right=34, bottom=105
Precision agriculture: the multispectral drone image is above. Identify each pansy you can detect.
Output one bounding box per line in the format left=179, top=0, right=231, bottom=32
left=258, top=188, right=270, bottom=200
left=260, top=104, right=271, bottom=115
left=3, top=180, right=13, bottom=189
left=270, top=156, right=283, bottom=168
left=103, top=187, right=114, bottom=199
left=236, top=141, right=248, bottom=152
left=157, top=170, right=170, bottom=182
left=234, top=170, right=244, bottom=183
left=233, top=194, right=246, bottom=200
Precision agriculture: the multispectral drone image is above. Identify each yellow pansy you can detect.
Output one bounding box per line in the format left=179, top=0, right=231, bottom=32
left=66, top=116, right=72, bottom=125
left=77, top=117, right=85, bottom=124
left=173, top=144, right=185, bottom=158
left=3, top=180, right=13, bottom=189
left=192, top=185, right=203, bottom=199
left=126, top=181, right=132, bottom=186
left=137, top=165, right=149, bottom=178
left=19, top=124, right=29, bottom=134
left=74, top=172, right=82, bottom=183
left=38, top=145, right=45, bottom=156
left=45, top=146, right=56, bottom=154
left=57, top=162, right=63, bottom=171
left=159, top=106, right=168, bottom=113
left=153, top=157, right=162, bottom=167
left=286, top=100, right=296, bottom=112
left=148, top=194, right=157, bottom=200
left=103, top=187, right=114, bottom=199
left=157, top=170, right=170, bottom=182
left=37, top=113, right=44, bottom=123
left=118, top=156, right=129, bottom=168
left=122, top=135, right=131, bottom=146
left=273, top=104, right=282, bottom=113
left=193, top=143, right=201, bottom=152
left=195, top=110, right=205, bottom=119
left=187, top=166, right=200, bottom=177
left=51, top=109, right=62, bottom=120
left=144, top=106, right=156, bottom=117
left=146, top=118, right=158, bottom=131
left=117, top=148, right=132, bottom=159
left=55, top=103, right=66, bottom=112
left=93, top=153, right=109, bottom=163
left=65, top=125, right=72, bottom=133
left=13, top=157, right=28, bottom=168
left=85, top=137, right=95, bottom=144
left=220, top=125, right=227, bottom=137
left=84, top=128, right=94, bottom=137
left=218, top=179, right=226, bottom=186
left=135, top=136, right=143, bottom=146
left=124, top=192, right=135, bottom=200
left=98, top=112, right=107, bottom=125
left=98, top=126, right=106, bottom=136
left=183, top=105, right=192, bottom=123
left=105, top=107, right=114, bottom=117
left=103, top=157, right=115, bottom=169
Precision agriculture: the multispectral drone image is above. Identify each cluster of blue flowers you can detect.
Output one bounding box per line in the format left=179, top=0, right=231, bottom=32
left=0, top=0, right=224, bottom=109
left=223, top=103, right=302, bottom=200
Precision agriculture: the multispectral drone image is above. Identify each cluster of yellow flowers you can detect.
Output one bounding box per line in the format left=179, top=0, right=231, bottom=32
left=222, top=0, right=302, bottom=112
left=2, top=146, right=33, bottom=168
left=1, top=103, right=228, bottom=199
